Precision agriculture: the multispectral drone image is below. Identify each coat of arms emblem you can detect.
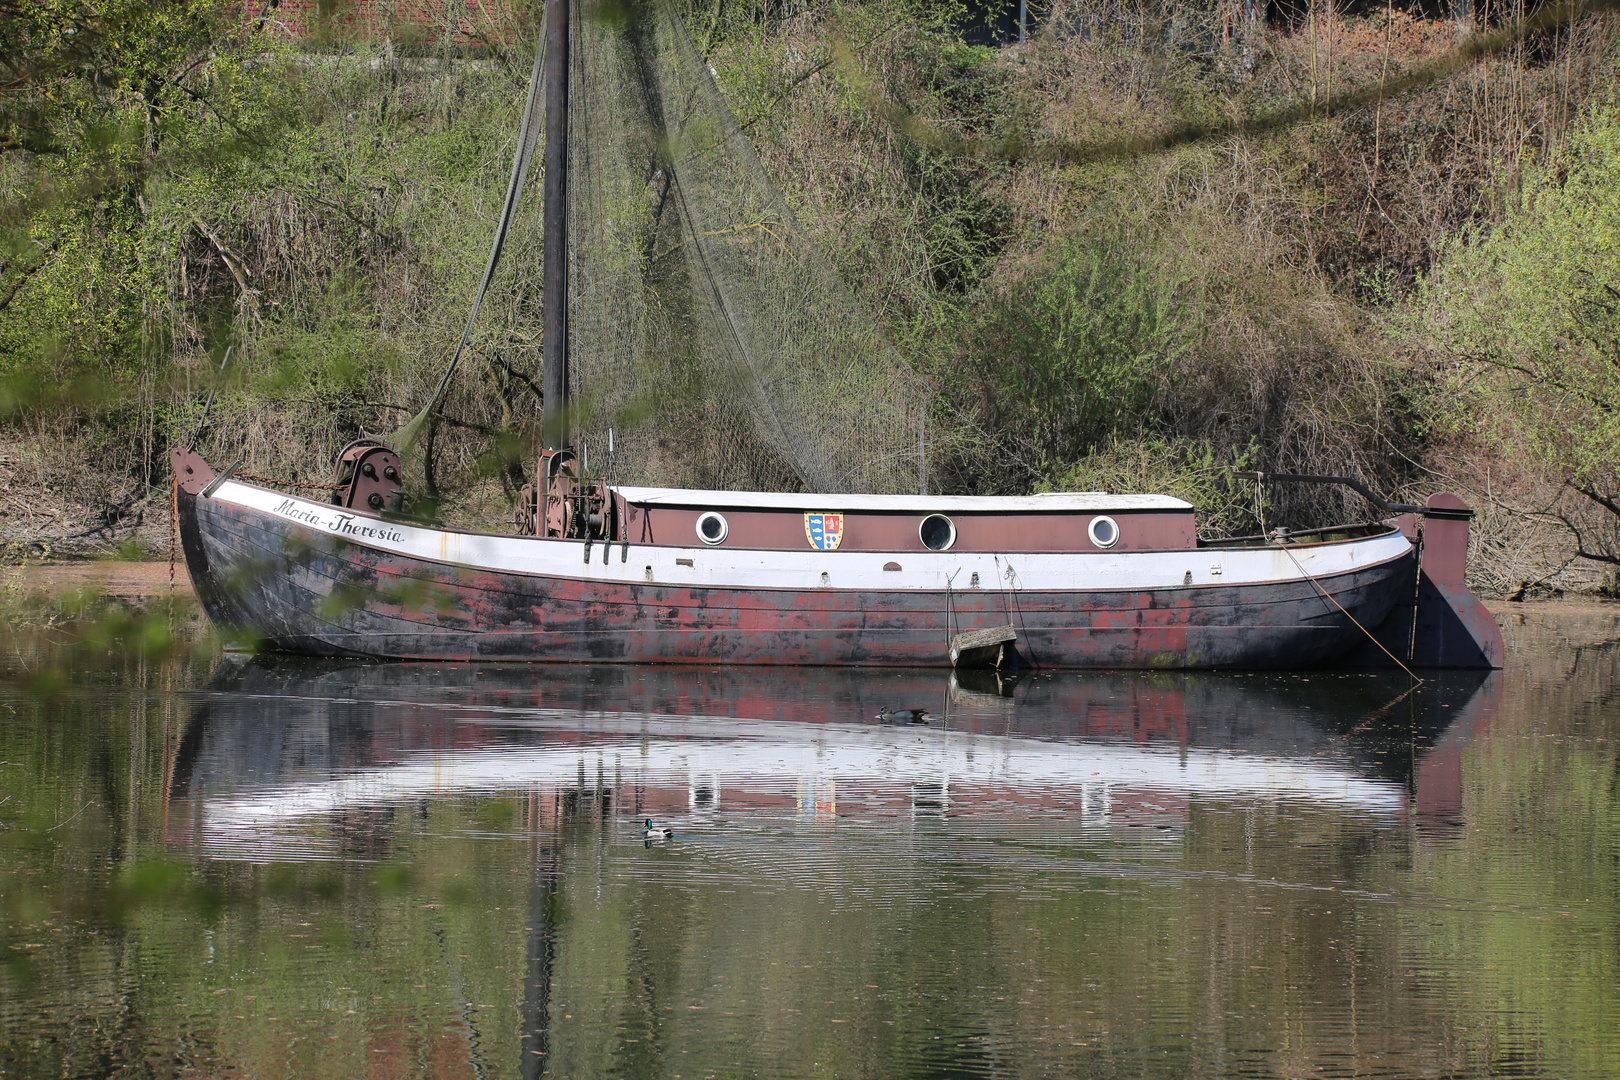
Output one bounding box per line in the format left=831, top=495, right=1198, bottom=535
left=804, top=513, right=844, bottom=551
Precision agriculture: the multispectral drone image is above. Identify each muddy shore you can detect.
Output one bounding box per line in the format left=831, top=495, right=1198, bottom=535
left=8, top=561, right=193, bottom=598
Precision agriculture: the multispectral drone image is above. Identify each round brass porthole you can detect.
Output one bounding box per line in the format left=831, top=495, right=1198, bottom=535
left=1088, top=515, right=1120, bottom=549
left=919, top=514, right=956, bottom=551
left=696, top=511, right=728, bottom=545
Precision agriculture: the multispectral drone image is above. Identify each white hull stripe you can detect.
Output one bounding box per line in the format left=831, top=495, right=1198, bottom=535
left=211, top=481, right=1414, bottom=593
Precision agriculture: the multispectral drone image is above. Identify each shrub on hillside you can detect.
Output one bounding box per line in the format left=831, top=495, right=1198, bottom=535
left=1418, top=101, right=1620, bottom=562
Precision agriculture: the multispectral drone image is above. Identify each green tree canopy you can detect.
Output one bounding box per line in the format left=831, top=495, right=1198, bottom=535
left=1423, top=101, right=1620, bottom=546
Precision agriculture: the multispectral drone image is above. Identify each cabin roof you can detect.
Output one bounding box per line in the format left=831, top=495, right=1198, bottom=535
left=612, top=487, right=1194, bottom=512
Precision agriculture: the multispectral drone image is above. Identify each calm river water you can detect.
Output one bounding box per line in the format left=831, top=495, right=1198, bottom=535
left=2, top=604, right=1617, bottom=1079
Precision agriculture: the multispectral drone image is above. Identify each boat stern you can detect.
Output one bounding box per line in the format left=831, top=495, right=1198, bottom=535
left=1350, top=493, right=1504, bottom=669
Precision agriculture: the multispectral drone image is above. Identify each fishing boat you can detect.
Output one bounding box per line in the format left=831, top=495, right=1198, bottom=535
left=171, top=446, right=1499, bottom=667
left=169, top=0, right=1501, bottom=671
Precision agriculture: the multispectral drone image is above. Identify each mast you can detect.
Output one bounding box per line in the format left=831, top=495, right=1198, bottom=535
left=541, top=0, right=570, bottom=451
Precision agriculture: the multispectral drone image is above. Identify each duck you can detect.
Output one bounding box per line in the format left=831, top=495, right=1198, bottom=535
left=642, top=818, right=673, bottom=840
left=875, top=706, right=942, bottom=725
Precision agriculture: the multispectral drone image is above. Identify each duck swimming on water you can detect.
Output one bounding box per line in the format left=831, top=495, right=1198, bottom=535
left=642, top=819, right=673, bottom=840
left=875, top=706, right=942, bottom=725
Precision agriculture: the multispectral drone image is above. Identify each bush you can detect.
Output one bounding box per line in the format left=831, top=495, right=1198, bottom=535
left=972, top=227, right=1195, bottom=472
left=1417, top=100, right=1620, bottom=561
left=1042, top=436, right=1261, bottom=539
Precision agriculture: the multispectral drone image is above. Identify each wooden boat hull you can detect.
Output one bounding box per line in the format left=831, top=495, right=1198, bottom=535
left=175, top=475, right=1444, bottom=669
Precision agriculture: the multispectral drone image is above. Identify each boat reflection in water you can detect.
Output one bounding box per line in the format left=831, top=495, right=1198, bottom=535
left=161, top=660, right=1504, bottom=1078
left=169, top=660, right=1502, bottom=856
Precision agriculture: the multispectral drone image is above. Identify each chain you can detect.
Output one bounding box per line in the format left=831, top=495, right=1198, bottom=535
left=168, top=467, right=343, bottom=598
left=169, top=472, right=177, bottom=595
left=195, top=459, right=342, bottom=492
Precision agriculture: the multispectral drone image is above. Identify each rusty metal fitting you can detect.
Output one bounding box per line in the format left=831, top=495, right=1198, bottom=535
left=333, top=439, right=405, bottom=514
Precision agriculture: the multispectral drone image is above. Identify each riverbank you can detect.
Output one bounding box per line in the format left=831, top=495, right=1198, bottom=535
left=8, top=561, right=192, bottom=599
left=0, top=440, right=173, bottom=562
left=8, top=5, right=1620, bottom=597
left=1, top=561, right=197, bottom=639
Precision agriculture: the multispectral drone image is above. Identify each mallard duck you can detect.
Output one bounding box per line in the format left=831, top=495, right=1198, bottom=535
left=642, top=818, right=673, bottom=840
left=875, top=706, right=941, bottom=725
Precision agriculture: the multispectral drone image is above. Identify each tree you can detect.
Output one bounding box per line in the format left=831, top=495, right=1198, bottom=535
left=1423, top=101, right=1620, bottom=562
left=1, top=0, right=285, bottom=402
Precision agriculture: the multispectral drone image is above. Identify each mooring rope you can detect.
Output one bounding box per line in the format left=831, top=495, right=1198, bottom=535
left=393, top=36, right=547, bottom=459
left=1280, top=543, right=1421, bottom=682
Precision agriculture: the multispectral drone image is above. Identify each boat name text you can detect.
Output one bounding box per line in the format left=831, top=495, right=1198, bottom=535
left=273, top=499, right=406, bottom=543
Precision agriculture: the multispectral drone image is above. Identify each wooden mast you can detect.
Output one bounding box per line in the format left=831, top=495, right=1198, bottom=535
left=541, top=0, right=570, bottom=451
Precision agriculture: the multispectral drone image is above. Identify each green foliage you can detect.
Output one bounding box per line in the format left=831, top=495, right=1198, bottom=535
left=1417, top=100, right=1620, bottom=523
left=1043, top=436, right=1260, bottom=538
left=0, top=584, right=199, bottom=665
left=0, top=0, right=1611, bottom=549
left=0, top=0, right=297, bottom=432
left=2, top=0, right=223, bottom=160
left=975, top=226, right=1195, bottom=470
left=2, top=6, right=543, bottom=498
left=425, top=126, right=494, bottom=182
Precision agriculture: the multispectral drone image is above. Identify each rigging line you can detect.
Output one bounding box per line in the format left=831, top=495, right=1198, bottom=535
left=1002, top=560, right=1037, bottom=668
left=640, top=3, right=817, bottom=485
left=405, top=33, right=548, bottom=450
left=1279, top=544, right=1422, bottom=683
left=663, top=161, right=821, bottom=488
left=657, top=0, right=913, bottom=330
left=662, top=24, right=921, bottom=488
left=651, top=114, right=816, bottom=482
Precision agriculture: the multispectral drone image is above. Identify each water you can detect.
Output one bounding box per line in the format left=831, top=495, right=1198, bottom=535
left=2, top=605, right=1617, bottom=1079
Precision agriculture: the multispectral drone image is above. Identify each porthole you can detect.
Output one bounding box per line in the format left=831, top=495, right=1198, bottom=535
left=919, top=514, right=956, bottom=551
left=696, top=511, right=728, bottom=545
left=1088, top=515, right=1120, bottom=549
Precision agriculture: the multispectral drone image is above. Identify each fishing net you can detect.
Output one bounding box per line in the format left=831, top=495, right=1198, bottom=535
left=564, top=0, right=928, bottom=493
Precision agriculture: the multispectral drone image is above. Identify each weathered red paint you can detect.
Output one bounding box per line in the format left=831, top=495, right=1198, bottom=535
left=172, top=447, right=214, bottom=496
left=625, top=502, right=1196, bottom=553
left=332, top=440, right=405, bottom=513
left=171, top=455, right=1503, bottom=669
left=1349, top=493, right=1504, bottom=669
left=1420, top=492, right=1471, bottom=585
left=179, top=493, right=1405, bottom=669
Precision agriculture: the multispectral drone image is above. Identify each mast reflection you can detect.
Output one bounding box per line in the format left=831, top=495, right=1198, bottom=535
left=161, top=660, right=1502, bottom=1076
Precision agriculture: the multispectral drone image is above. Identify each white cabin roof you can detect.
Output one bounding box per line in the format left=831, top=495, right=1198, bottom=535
left=612, top=487, right=1193, bottom=512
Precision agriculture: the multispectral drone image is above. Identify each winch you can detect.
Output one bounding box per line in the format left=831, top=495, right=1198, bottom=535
left=332, top=439, right=404, bottom=514
left=512, top=448, right=614, bottom=540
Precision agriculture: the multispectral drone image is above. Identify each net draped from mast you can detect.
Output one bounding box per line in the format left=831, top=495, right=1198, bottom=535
left=565, top=0, right=926, bottom=494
